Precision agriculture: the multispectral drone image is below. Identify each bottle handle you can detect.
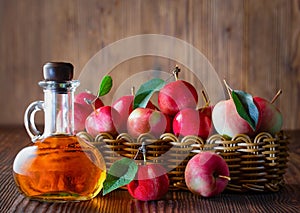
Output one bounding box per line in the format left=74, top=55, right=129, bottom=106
left=24, top=101, right=44, bottom=142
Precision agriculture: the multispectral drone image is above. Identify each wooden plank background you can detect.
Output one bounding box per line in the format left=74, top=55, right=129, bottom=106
left=0, top=0, right=299, bottom=130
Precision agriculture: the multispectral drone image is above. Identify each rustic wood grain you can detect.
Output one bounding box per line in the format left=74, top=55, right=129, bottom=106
left=0, top=0, right=299, bottom=130
left=0, top=126, right=299, bottom=212
left=287, top=0, right=300, bottom=130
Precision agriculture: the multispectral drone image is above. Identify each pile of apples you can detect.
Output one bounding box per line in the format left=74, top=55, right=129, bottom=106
left=73, top=70, right=283, bottom=200
left=74, top=76, right=214, bottom=140
left=74, top=77, right=283, bottom=141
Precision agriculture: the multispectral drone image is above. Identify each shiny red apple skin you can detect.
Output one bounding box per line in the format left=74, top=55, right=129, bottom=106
left=200, top=105, right=216, bottom=135
left=164, top=114, right=173, bottom=133
left=253, top=97, right=283, bottom=135
left=75, top=91, right=104, bottom=109
left=212, top=99, right=255, bottom=137
left=57, top=102, right=91, bottom=133
left=73, top=103, right=92, bottom=133
left=173, top=108, right=212, bottom=139
left=112, top=95, right=157, bottom=132
left=158, top=80, right=198, bottom=116
left=85, top=106, right=121, bottom=137
left=127, top=108, right=168, bottom=138
left=200, top=105, right=213, bottom=118
left=127, top=164, right=169, bottom=201
left=185, top=152, right=230, bottom=197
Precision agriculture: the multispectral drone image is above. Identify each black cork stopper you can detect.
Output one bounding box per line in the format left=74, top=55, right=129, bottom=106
left=43, top=62, right=74, bottom=82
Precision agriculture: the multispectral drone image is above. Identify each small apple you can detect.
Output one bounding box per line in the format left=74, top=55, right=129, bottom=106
left=185, top=151, right=230, bottom=197
left=73, top=103, right=92, bottom=133
left=158, top=80, right=198, bottom=116
left=164, top=114, right=173, bottom=133
left=254, top=96, right=283, bottom=135
left=173, top=108, right=212, bottom=139
left=200, top=105, right=216, bottom=136
left=112, top=95, right=157, bottom=132
left=200, top=105, right=213, bottom=118
left=127, top=164, right=169, bottom=201
left=57, top=102, right=91, bottom=133
left=75, top=91, right=104, bottom=109
left=127, top=108, right=168, bottom=138
left=212, top=99, right=255, bottom=137
left=85, top=106, right=121, bottom=137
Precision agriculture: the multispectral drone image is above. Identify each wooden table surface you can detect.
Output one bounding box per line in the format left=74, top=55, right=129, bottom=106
left=1, top=126, right=299, bottom=213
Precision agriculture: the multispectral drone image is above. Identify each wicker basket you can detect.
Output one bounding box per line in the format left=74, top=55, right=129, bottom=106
left=77, top=131, right=289, bottom=192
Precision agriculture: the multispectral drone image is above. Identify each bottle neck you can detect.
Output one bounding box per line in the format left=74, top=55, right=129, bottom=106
left=39, top=80, right=79, bottom=137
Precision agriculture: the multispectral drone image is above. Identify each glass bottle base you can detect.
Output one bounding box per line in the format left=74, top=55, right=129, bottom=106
left=13, top=135, right=106, bottom=202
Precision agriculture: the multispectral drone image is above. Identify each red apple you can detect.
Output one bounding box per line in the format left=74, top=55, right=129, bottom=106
left=200, top=105, right=213, bottom=118
left=75, top=91, right=104, bottom=109
left=85, top=106, right=121, bottom=137
left=73, top=103, right=92, bottom=133
left=127, top=108, right=168, bottom=138
left=164, top=114, right=173, bottom=133
left=185, top=152, right=230, bottom=197
left=212, top=99, right=255, bottom=137
left=253, top=97, right=283, bottom=135
left=173, top=108, right=212, bottom=139
left=127, top=164, right=169, bottom=201
left=158, top=80, right=198, bottom=116
left=200, top=105, right=216, bottom=135
left=199, top=90, right=213, bottom=118
left=112, top=95, right=157, bottom=132
left=57, top=102, right=91, bottom=133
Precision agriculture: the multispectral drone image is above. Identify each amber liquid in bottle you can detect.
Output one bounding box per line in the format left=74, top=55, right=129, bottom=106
left=13, top=62, right=106, bottom=202
left=13, top=135, right=106, bottom=201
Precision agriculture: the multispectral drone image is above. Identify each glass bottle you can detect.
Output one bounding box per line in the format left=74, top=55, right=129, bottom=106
left=13, top=62, right=106, bottom=202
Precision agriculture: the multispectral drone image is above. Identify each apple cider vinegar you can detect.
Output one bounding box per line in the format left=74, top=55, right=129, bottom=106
left=13, top=135, right=106, bottom=201
left=13, top=62, right=106, bottom=202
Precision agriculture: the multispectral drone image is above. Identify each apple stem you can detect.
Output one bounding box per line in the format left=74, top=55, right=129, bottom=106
left=201, top=90, right=210, bottom=107
left=271, top=89, right=282, bottom=104
left=134, top=142, right=147, bottom=165
left=141, top=142, right=147, bottom=165
left=223, top=79, right=233, bottom=99
left=87, top=97, right=98, bottom=112
left=173, top=65, right=180, bottom=81
left=218, top=175, right=231, bottom=181
left=84, top=98, right=96, bottom=112
left=131, top=86, right=136, bottom=96
left=91, top=101, right=96, bottom=112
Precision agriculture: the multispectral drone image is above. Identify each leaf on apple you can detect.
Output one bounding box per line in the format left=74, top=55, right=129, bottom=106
left=231, top=90, right=259, bottom=131
left=98, top=75, right=113, bottom=97
left=133, top=78, right=166, bottom=109
left=103, top=157, right=138, bottom=196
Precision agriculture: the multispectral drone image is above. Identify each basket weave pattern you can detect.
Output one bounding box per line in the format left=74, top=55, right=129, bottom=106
left=77, top=131, right=289, bottom=192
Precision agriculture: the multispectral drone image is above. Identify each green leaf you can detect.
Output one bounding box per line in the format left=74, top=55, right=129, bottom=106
left=134, top=78, right=166, bottom=109
left=98, top=75, right=113, bottom=97
left=103, top=158, right=138, bottom=196
left=231, top=90, right=259, bottom=131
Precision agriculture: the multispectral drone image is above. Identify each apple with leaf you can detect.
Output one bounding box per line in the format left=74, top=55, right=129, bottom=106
left=212, top=80, right=283, bottom=137
left=126, top=78, right=169, bottom=138
left=112, top=87, right=157, bottom=133
left=84, top=76, right=123, bottom=137
left=102, top=143, right=169, bottom=201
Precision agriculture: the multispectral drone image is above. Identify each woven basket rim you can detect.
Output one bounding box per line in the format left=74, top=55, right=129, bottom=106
left=77, top=130, right=289, bottom=193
